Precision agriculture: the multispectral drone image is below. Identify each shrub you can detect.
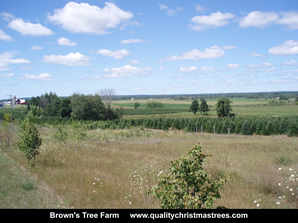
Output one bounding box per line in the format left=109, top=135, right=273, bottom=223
left=148, top=143, right=229, bottom=209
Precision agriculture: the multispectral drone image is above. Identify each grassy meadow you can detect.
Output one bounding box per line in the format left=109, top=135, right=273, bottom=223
left=0, top=96, right=297, bottom=209
left=1, top=126, right=297, bottom=209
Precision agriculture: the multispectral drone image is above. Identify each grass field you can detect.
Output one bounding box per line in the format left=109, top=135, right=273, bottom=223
left=112, top=98, right=298, bottom=117
left=2, top=126, right=297, bottom=209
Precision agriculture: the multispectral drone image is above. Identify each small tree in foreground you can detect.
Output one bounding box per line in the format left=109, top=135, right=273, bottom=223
left=17, top=118, right=42, bottom=167
left=148, top=143, right=229, bottom=209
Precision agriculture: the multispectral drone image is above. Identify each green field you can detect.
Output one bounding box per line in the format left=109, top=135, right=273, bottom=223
left=112, top=98, right=298, bottom=117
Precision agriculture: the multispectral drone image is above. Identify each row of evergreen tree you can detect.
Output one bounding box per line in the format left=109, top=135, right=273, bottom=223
left=94, top=116, right=297, bottom=137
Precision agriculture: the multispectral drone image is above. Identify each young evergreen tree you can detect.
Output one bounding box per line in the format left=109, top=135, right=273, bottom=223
left=17, top=115, right=42, bottom=167
left=235, top=120, right=242, bottom=134
left=287, top=121, right=298, bottom=137
left=266, top=121, right=275, bottom=135
left=240, top=120, right=251, bottom=135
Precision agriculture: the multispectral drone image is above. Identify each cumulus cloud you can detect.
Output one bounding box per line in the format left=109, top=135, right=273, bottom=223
left=160, top=46, right=225, bottom=62
left=190, top=12, right=235, bottom=30
left=0, top=51, right=30, bottom=71
left=96, top=49, right=130, bottom=59
left=239, top=11, right=279, bottom=28
left=239, top=11, right=298, bottom=29
left=228, top=64, right=240, bottom=69
left=269, top=40, right=298, bottom=55
left=58, top=37, right=77, bottom=46
left=22, top=73, right=52, bottom=81
left=3, top=13, right=54, bottom=36
left=104, top=65, right=152, bottom=78
left=276, top=12, right=298, bottom=29
left=43, top=52, right=90, bottom=66
left=0, top=29, right=13, bottom=41
left=47, top=2, right=133, bottom=34
left=179, top=66, right=198, bottom=72
left=120, top=39, right=144, bottom=44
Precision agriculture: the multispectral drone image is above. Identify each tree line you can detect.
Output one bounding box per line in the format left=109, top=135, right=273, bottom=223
left=27, top=92, right=122, bottom=121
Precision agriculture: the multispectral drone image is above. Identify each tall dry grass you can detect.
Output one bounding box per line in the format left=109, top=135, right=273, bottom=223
left=4, top=126, right=297, bottom=208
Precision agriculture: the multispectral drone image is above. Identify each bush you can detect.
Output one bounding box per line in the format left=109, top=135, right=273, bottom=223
left=148, top=143, right=229, bottom=209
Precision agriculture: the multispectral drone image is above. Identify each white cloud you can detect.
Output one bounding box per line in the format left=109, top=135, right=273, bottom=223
left=158, top=4, right=168, bottom=10
left=0, top=51, right=30, bottom=71
left=31, top=46, right=43, bottom=50
left=250, top=52, right=263, bottom=57
left=22, top=73, right=52, bottom=81
left=0, top=29, right=13, bottom=41
left=96, top=49, right=130, bottom=59
left=160, top=46, right=225, bottom=62
left=239, top=11, right=298, bottom=29
left=47, top=2, right=133, bottom=34
left=282, top=60, right=298, bottom=66
left=277, top=12, right=298, bottom=29
left=200, top=66, right=215, bottom=71
left=228, top=64, right=240, bottom=69
left=0, top=73, right=14, bottom=77
left=58, top=37, right=77, bottom=46
left=239, top=11, right=279, bottom=28
left=120, top=39, right=144, bottom=44
left=179, top=66, right=198, bottom=72
left=158, top=4, right=182, bottom=16
left=190, top=12, right=235, bottom=30
left=269, top=40, right=298, bottom=55
left=5, top=14, right=54, bottom=36
left=129, top=60, right=139, bottom=64
left=43, top=52, right=90, bottom=66
left=104, top=65, right=152, bottom=78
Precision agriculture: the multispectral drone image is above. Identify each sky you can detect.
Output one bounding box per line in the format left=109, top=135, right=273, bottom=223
left=0, top=0, right=298, bottom=99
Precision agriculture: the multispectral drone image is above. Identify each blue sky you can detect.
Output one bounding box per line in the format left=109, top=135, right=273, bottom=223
left=0, top=0, right=297, bottom=99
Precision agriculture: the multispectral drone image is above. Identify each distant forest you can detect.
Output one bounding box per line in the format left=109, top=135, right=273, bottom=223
left=113, top=91, right=298, bottom=100
left=1, top=91, right=298, bottom=102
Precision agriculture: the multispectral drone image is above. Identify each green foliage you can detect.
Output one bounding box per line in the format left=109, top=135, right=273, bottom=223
left=199, top=98, right=209, bottom=115
left=287, top=121, right=298, bottom=137
left=148, top=143, right=229, bottom=209
left=134, top=102, right=140, bottom=109
left=59, top=98, right=72, bottom=118
left=146, top=101, right=164, bottom=108
left=4, top=113, right=12, bottom=122
left=17, top=117, right=42, bottom=167
left=189, top=99, right=199, bottom=115
left=216, top=98, right=233, bottom=118
left=70, top=93, right=106, bottom=121
left=53, top=125, right=68, bottom=141
left=274, top=156, right=293, bottom=166
left=240, top=120, right=251, bottom=135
